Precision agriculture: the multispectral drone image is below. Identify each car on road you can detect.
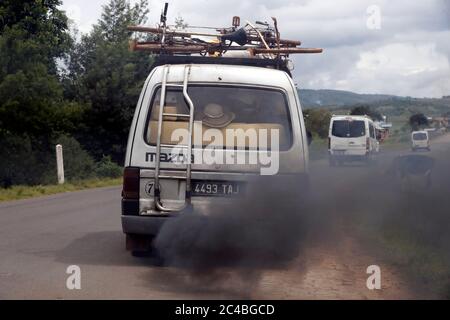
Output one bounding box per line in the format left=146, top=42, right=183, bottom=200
left=328, top=115, right=379, bottom=166
left=411, top=130, right=430, bottom=151
left=121, top=56, right=311, bottom=254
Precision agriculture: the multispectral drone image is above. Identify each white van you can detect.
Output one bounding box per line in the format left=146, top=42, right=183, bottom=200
left=411, top=131, right=430, bottom=151
left=121, top=56, right=311, bottom=254
left=328, top=115, right=379, bottom=166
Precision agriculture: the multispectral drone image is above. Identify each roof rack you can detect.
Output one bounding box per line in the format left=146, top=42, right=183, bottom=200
left=127, top=3, right=322, bottom=75
left=150, top=55, right=293, bottom=76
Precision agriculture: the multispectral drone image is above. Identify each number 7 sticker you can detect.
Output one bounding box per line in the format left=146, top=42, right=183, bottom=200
left=145, top=181, right=154, bottom=195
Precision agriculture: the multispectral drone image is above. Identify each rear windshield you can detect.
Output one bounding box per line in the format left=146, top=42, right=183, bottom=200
left=413, top=132, right=427, bottom=140
left=331, top=120, right=366, bottom=138
left=145, top=86, right=293, bottom=150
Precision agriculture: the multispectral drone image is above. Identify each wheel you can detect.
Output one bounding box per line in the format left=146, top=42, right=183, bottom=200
left=126, top=234, right=165, bottom=264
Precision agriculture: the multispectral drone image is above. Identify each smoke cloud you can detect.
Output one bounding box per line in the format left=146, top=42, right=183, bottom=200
left=150, top=143, right=450, bottom=298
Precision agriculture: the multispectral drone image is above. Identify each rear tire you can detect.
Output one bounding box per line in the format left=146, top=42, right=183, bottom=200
left=126, top=234, right=154, bottom=257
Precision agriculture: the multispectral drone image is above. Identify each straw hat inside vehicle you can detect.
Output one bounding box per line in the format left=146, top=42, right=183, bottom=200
left=202, top=103, right=235, bottom=128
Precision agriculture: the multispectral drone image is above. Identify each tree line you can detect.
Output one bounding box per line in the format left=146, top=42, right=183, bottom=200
left=0, top=0, right=152, bottom=187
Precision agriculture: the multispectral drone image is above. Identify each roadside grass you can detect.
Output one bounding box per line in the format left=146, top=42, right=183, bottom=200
left=380, top=134, right=409, bottom=150
left=354, top=208, right=450, bottom=299
left=0, top=178, right=122, bottom=202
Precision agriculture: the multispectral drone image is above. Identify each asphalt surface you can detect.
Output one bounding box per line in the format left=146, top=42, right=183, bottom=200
left=1, top=133, right=449, bottom=299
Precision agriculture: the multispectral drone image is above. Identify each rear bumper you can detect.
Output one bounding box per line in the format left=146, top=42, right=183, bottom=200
left=122, top=173, right=310, bottom=236
left=121, top=215, right=169, bottom=236
left=412, top=144, right=429, bottom=149
left=329, top=149, right=368, bottom=157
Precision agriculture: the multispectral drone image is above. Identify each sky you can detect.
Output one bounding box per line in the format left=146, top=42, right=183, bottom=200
left=60, top=0, right=450, bottom=98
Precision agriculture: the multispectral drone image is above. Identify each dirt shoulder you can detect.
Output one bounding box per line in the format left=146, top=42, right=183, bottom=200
left=247, top=232, right=417, bottom=299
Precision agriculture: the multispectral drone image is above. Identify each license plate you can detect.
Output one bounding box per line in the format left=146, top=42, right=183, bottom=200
left=191, top=180, right=244, bottom=196
left=334, top=150, right=346, bottom=155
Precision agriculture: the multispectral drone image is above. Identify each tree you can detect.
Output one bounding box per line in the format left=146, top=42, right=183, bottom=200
left=0, top=0, right=84, bottom=186
left=98, top=0, right=149, bottom=42
left=66, top=0, right=153, bottom=163
left=175, top=16, right=189, bottom=30
left=409, top=113, right=429, bottom=131
left=0, top=0, right=72, bottom=75
left=303, top=109, right=332, bottom=139
left=0, top=0, right=80, bottom=139
left=350, top=105, right=383, bottom=121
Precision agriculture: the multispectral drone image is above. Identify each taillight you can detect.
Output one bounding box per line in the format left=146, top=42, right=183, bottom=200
left=123, top=167, right=140, bottom=199
left=328, top=137, right=331, bottom=150
left=366, top=137, right=370, bottom=151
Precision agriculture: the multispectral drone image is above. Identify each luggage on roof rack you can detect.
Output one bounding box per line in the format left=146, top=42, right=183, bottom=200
left=127, top=2, right=322, bottom=76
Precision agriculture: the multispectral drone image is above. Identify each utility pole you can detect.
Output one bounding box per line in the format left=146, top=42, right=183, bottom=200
left=56, top=144, right=65, bottom=184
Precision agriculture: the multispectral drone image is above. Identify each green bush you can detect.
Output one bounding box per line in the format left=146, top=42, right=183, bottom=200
left=0, top=134, right=51, bottom=187
left=0, top=134, right=97, bottom=187
left=0, top=133, right=123, bottom=187
left=398, top=134, right=410, bottom=143
left=52, top=135, right=96, bottom=181
left=304, top=108, right=332, bottom=139
left=94, top=156, right=123, bottom=178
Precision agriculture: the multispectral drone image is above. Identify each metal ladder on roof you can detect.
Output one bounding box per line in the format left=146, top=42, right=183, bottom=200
left=154, top=65, right=194, bottom=212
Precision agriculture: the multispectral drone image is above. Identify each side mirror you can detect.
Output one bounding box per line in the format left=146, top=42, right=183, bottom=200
left=306, top=130, right=313, bottom=146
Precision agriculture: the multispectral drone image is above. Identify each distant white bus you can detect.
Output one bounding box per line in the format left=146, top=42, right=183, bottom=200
left=411, top=130, right=430, bottom=151
left=328, top=115, right=379, bottom=166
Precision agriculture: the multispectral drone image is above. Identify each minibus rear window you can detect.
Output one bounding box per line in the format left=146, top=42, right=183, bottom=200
left=413, top=132, right=427, bottom=140
left=145, top=85, right=293, bottom=150
left=332, top=120, right=366, bottom=138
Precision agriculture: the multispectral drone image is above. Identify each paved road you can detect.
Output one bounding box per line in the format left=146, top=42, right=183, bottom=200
left=1, top=134, right=449, bottom=299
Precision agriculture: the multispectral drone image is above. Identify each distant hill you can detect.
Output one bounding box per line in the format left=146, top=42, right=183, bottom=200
left=298, top=89, right=450, bottom=117
left=298, top=89, right=396, bottom=108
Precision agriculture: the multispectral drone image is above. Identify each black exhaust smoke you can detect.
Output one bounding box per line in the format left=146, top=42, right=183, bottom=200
left=154, top=176, right=310, bottom=272
left=151, top=145, right=450, bottom=298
